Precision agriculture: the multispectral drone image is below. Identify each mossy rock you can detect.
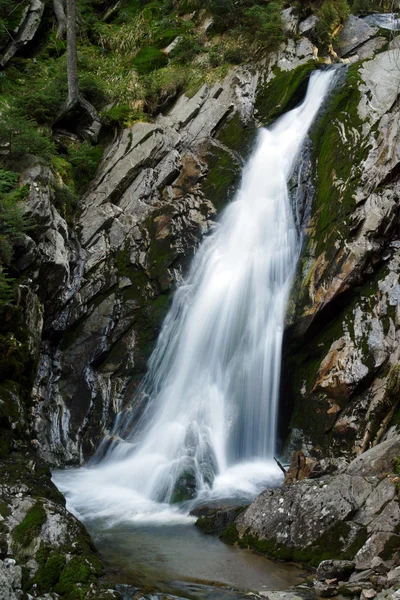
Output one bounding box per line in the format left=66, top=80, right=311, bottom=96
left=12, top=502, right=47, bottom=549
left=256, top=62, right=317, bottom=125
left=224, top=521, right=368, bottom=567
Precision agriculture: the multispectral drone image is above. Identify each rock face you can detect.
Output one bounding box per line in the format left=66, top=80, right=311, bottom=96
left=282, top=36, right=400, bottom=459
left=227, top=438, right=400, bottom=567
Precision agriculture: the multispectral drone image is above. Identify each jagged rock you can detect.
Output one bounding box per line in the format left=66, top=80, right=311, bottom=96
left=299, top=15, right=318, bottom=35
left=386, top=567, right=400, bottom=586
left=347, top=436, right=400, bottom=476
left=281, top=8, right=298, bottom=36
left=370, top=557, right=392, bottom=574
left=355, top=533, right=400, bottom=570
left=361, top=590, right=377, bottom=600
left=0, top=559, right=22, bottom=600
left=358, top=49, right=400, bottom=123
left=335, top=15, right=378, bottom=57
left=314, top=580, right=338, bottom=597
left=349, top=569, right=374, bottom=582
left=317, top=560, right=355, bottom=581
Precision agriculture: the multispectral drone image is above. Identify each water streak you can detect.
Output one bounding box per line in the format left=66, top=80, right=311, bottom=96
left=54, top=69, right=335, bottom=523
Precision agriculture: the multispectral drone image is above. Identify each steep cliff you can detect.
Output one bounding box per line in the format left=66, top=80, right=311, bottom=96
left=1, top=1, right=400, bottom=598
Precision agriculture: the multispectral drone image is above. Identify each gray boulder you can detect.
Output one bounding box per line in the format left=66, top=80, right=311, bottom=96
left=335, top=15, right=378, bottom=57
left=317, top=559, right=355, bottom=581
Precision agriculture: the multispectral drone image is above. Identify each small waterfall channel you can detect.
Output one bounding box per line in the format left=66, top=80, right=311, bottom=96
left=54, top=68, right=335, bottom=594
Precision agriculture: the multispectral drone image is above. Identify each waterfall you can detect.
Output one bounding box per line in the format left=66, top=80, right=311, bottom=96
left=54, top=69, right=335, bottom=523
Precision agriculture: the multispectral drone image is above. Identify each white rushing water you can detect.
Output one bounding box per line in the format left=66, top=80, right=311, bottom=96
left=54, top=69, right=335, bottom=524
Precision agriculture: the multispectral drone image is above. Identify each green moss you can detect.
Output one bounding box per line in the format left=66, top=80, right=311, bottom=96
left=220, top=522, right=240, bottom=545
left=33, top=547, right=66, bottom=591
left=202, top=145, right=241, bottom=211
left=310, top=64, right=368, bottom=257
left=256, top=62, right=317, bottom=125
left=12, top=502, right=46, bottom=549
left=56, top=554, right=103, bottom=599
left=230, top=522, right=368, bottom=567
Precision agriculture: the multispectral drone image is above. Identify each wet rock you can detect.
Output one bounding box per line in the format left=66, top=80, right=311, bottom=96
left=317, top=560, right=355, bottom=581
left=234, top=474, right=371, bottom=560
left=192, top=505, right=245, bottom=536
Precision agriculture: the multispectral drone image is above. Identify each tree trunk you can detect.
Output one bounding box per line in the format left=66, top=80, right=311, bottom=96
left=66, top=0, right=79, bottom=104
left=53, top=0, right=67, bottom=40
left=54, top=0, right=101, bottom=141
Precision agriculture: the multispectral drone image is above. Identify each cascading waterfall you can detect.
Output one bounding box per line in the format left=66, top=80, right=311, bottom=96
left=54, top=69, right=335, bottom=523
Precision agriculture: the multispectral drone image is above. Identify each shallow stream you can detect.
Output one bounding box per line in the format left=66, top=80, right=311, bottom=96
left=89, top=519, right=304, bottom=598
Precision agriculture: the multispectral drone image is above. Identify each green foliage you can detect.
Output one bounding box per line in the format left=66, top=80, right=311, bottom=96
left=12, top=502, right=47, bottom=548
left=34, top=549, right=66, bottom=591
left=0, top=170, right=30, bottom=306
left=143, top=65, right=188, bottom=113
left=67, top=141, right=103, bottom=192
left=316, top=0, right=350, bottom=49
left=0, top=169, right=18, bottom=194
left=243, top=2, right=284, bottom=50
left=101, top=104, right=148, bottom=128
left=169, top=36, right=203, bottom=64
left=0, top=106, right=55, bottom=161
left=132, top=46, right=169, bottom=74
left=350, top=0, right=392, bottom=14
left=0, top=0, right=29, bottom=52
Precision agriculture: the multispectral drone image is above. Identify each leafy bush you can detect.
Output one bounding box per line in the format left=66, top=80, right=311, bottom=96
left=223, top=47, right=244, bottom=65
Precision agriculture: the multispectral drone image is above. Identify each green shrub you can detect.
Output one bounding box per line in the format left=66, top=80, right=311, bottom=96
left=132, top=46, right=169, bottom=74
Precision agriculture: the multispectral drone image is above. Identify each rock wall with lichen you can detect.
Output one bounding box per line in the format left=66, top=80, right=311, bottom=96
left=281, top=32, right=400, bottom=460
